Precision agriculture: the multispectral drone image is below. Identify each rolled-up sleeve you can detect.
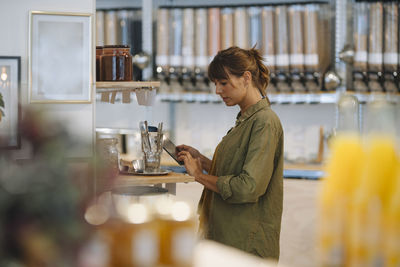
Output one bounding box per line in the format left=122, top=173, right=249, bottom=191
left=216, top=120, right=280, bottom=204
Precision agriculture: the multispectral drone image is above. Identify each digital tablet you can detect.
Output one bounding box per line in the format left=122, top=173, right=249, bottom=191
left=163, top=137, right=184, bottom=165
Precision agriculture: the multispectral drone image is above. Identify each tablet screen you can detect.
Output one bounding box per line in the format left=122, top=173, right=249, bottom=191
left=163, top=137, right=184, bottom=165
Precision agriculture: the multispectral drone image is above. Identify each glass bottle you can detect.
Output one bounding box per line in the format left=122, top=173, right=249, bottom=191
left=365, top=95, right=397, bottom=138
left=102, top=45, right=133, bottom=81
left=336, top=94, right=360, bottom=134
left=96, top=46, right=103, bottom=81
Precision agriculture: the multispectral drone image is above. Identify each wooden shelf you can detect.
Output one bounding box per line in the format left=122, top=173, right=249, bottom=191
left=114, top=171, right=195, bottom=187
left=96, top=81, right=161, bottom=104
left=96, top=81, right=160, bottom=93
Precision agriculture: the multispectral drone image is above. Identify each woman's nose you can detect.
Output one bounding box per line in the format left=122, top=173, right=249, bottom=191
left=215, top=84, right=222, bottom=94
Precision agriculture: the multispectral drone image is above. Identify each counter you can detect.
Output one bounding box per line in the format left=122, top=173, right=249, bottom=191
left=114, top=171, right=195, bottom=194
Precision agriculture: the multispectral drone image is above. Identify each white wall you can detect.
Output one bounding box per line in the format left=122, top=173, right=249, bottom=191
left=96, top=97, right=337, bottom=160
left=0, top=0, right=96, bottom=158
left=96, top=94, right=400, bottom=161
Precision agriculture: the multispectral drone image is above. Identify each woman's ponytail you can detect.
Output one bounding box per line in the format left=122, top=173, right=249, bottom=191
left=249, top=47, right=270, bottom=97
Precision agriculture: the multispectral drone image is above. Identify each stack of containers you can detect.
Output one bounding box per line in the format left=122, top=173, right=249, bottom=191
left=288, top=5, right=306, bottom=93
left=352, top=1, right=399, bottom=93
left=169, top=9, right=183, bottom=76
left=353, top=2, right=369, bottom=92
left=233, top=7, right=249, bottom=49
left=154, top=4, right=331, bottom=94
left=248, top=7, right=261, bottom=49
left=182, top=8, right=195, bottom=90
left=304, top=4, right=322, bottom=92
left=220, top=8, right=234, bottom=50
left=156, top=9, right=169, bottom=76
left=194, top=8, right=209, bottom=92
left=274, top=6, right=291, bottom=93
left=208, top=8, right=221, bottom=64
left=368, top=2, right=384, bottom=92
left=261, top=6, right=276, bottom=92
left=383, top=2, right=398, bottom=93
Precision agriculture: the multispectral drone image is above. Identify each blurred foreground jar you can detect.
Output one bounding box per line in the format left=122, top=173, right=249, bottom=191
left=101, top=45, right=133, bottom=81
left=97, top=195, right=196, bottom=267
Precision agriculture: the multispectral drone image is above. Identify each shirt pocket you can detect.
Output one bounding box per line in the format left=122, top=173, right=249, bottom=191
left=217, top=127, right=250, bottom=174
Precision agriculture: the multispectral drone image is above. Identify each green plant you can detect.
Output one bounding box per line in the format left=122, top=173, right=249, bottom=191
left=0, top=92, right=4, bottom=121
left=0, top=108, right=95, bottom=266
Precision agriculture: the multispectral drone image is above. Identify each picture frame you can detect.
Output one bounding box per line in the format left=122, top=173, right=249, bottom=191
left=0, top=56, right=21, bottom=149
left=29, top=11, right=93, bottom=103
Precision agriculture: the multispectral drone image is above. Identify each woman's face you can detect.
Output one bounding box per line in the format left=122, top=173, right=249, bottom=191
left=214, top=74, right=246, bottom=106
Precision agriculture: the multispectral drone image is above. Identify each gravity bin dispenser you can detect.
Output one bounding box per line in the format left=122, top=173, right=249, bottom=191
left=155, top=2, right=336, bottom=97
left=346, top=1, right=399, bottom=93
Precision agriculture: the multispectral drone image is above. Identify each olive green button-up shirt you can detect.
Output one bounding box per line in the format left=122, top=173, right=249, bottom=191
left=199, top=98, right=284, bottom=259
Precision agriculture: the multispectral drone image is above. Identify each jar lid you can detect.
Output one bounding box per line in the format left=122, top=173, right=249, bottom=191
left=103, top=45, right=130, bottom=49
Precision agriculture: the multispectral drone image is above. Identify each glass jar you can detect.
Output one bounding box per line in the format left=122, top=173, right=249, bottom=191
left=101, top=45, right=133, bottom=81
left=96, top=46, right=103, bottom=81
left=97, top=138, right=120, bottom=180
left=336, top=94, right=360, bottom=133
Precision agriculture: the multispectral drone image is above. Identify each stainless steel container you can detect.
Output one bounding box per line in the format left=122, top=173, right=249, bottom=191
left=169, top=8, right=183, bottom=68
left=208, top=8, right=221, bottom=63
left=261, top=6, right=275, bottom=72
left=156, top=9, right=170, bottom=72
left=368, top=2, right=383, bottom=73
left=233, top=7, right=249, bottom=49
left=221, top=8, right=234, bottom=50
left=274, top=6, right=290, bottom=73
left=383, top=3, right=398, bottom=72
left=248, top=7, right=261, bottom=49
left=105, top=10, right=117, bottom=45
left=288, top=5, right=305, bottom=73
left=194, top=8, right=208, bottom=72
left=182, top=8, right=195, bottom=71
left=304, top=4, right=319, bottom=72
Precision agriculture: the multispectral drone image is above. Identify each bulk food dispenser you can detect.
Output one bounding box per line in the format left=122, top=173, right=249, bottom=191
left=155, top=2, right=335, bottom=99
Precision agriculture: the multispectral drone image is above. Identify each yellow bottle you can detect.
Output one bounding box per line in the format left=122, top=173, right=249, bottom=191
left=348, top=136, right=398, bottom=267
left=318, top=133, right=364, bottom=266
left=384, top=160, right=400, bottom=267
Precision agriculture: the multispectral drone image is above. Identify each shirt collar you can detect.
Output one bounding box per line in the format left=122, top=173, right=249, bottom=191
left=235, top=98, right=270, bottom=126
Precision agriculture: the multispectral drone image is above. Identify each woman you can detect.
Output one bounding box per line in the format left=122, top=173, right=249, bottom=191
left=177, top=46, right=283, bottom=260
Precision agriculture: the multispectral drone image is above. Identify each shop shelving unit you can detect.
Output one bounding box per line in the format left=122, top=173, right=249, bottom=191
left=95, top=0, right=400, bottom=179
left=157, top=92, right=339, bottom=104
left=157, top=0, right=331, bottom=6
left=96, top=81, right=160, bottom=93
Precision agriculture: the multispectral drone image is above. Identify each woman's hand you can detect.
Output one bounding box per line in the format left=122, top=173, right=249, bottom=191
left=177, top=150, right=203, bottom=178
left=176, top=144, right=201, bottom=159
left=177, top=144, right=212, bottom=173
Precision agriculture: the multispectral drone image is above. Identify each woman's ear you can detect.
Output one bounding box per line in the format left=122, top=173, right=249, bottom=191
left=243, top=71, right=252, bottom=85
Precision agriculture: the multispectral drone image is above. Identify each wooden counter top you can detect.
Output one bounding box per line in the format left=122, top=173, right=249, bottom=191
left=114, top=171, right=195, bottom=187
left=284, top=163, right=324, bottom=171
